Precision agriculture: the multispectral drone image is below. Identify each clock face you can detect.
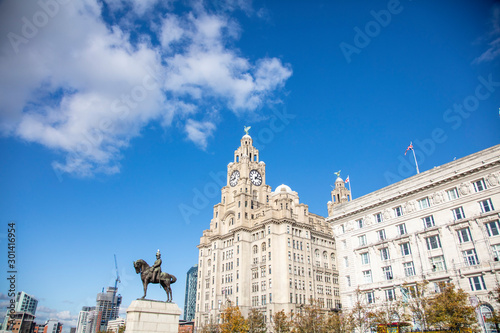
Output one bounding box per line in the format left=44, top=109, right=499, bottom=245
left=249, top=170, right=262, bottom=186
left=230, top=170, right=240, bottom=187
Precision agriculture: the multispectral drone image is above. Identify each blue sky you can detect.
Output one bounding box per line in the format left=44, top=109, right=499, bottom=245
left=0, top=0, right=499, bottom=330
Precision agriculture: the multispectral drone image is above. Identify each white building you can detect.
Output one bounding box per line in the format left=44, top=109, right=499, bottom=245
left=327, top=144, right=500, bottom=332
left=75, top=306, right=97, bottom=333
left=195, top=133, right=340, bottom=328
left=106, top=317, right=125, bottom=333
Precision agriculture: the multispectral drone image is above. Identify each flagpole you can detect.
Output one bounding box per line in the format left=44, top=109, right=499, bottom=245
left=412, top=148, right=420, bottom=174
left=347, top=175, right=352, bottom=199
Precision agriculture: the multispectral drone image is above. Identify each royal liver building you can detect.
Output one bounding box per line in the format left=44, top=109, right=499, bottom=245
left=195, top=133, right=340, bottom=326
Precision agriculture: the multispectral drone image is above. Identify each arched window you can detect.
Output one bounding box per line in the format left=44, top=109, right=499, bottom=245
left=253, top=245, right=258, bottom=254
left=315, top=250, right=320, bottom=258
left=480, top=304, right=497, bottom=333
left=323, top=251, right=328, bottom=260
left=331, top=253, right=335, bottom=261
left=262, top=242, right=266, bottom=251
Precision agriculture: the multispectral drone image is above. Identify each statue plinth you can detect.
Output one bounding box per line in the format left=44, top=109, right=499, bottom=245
left=125, top=299, right=181, bottom=333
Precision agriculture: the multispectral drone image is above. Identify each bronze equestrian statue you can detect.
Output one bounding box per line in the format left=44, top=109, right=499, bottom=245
left=133, top=249, right=177, bottom=302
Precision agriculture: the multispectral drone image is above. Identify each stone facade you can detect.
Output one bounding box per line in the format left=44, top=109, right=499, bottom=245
left=327, top=144, right=500, bottom=332
left=125, top=300, right=181, bottom=333
left=195, top=134, right=340, bottom=328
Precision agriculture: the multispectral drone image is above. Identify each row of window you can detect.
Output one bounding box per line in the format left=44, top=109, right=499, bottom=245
left=360, top=275, right=488, bottom=305
left=356, top=205, right=496, bottom=248
left=343, top=180, right=491, bottom=233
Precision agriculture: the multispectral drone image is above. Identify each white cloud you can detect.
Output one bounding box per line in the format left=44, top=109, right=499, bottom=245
left=185, top=119, right=216, bottom=149
left=474, top=4, right=500, bottom=64
left=35, top=305, right=79, bottom=328
left=0, top=0, right=292, bottom=176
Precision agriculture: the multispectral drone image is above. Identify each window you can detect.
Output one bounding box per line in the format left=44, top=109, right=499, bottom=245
left=366, top=291, right=375, bottom=304
left=357, top=219, right=364, bottom=229
left=363, top=270, right=372, bottom=283
left=385, top=289, right=396, bottom=301
left=452, top=207, right=465, bottom=220
left=346, top=276, right=351, bottom=287
left=457, top=227, right=472, bottom=243
left=358, top=235, right=367, bottom=246
left=486, top=221, right=500, bottom=237
left=473, top=179, right=486, bottom=192
left=469, top=276, right=486, bottom=291
left=463, top=249, right=479, bottom=266
left=378, top=229, right=386, bottom=241
left=422, top=215, right=435, bottom=228
left=426, top=235, right=441, bottom=250
left=447, top=188, right=459, bottom=200
left=480, top=199, right=494, bottom=213
left=344, top=257, right=349, bottom=268
left=492, top=244, right=500, bottom=260
left=382, top=266, right=393, bottom=280
left=380, top=247, right=390, bottom=261
left=360, top=252, right=370, bottom=265
left=400, top=242, right=411, bottom=256
left=404, top=262, right=415, bottom=277
left=418, top=197, right=430, bottom=210
left=397, top=223, right=407, bottom=235
left=375, top=213, right=383, bottom=223
left=430, top=255, right=446, bottom=272
left=394, top=206, right=403, bottom=217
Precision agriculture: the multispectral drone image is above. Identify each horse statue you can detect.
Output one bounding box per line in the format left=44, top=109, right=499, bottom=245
left=133, top=259, right=177, bottom=302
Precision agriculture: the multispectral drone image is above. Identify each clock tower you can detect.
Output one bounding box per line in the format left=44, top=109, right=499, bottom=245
left=195, top=130, right=340, bottom=328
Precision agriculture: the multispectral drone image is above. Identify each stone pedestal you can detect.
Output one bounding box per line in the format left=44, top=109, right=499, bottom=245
left=125, top=299, right=181, bottom=333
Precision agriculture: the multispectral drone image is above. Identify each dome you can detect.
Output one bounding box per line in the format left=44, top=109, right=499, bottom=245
left=228, top=162, right=234, bottom=167
left=259, top=161, right=265, bottom=164
left=242, top=134, right=251, bottom=139
left=274, top=184, right=293, bottom=194
left=335, top=176, right=344, bottom=183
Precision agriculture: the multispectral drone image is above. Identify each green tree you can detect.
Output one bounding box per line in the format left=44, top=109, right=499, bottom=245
left=427, top=282, right=478, bottom=331
left=118, top=325, right=126, bottom=333
left=247, top=308, right=266, bottom=333
left=220, top=305, right=248, bottom=333
left=272, top=310, right=292, bottom=333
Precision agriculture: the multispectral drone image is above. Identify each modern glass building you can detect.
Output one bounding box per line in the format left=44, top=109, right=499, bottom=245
left=183, top=264, right=198, bottom=321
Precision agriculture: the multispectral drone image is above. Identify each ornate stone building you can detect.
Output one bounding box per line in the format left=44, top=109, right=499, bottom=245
left=327, top=144, right=500, bottom=332
left=195, top=133, right=340, bottom=327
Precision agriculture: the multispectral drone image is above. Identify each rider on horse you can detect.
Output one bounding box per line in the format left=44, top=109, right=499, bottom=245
left=152, top=249, right=162, bottom=283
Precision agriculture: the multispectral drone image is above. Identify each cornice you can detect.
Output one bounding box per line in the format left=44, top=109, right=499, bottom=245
left=328, top=157, right=500, bottom=222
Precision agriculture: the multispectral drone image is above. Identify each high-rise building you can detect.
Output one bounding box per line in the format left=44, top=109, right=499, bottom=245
left=195, top=133, right=339, bottom=328
left=75, top=306, right=97, bottom=333
left=1, top=291, right=38, bottom=333
left=95, top=287, right=122, bottom=332
left=43, top=319, right=63, bottom=333
left=327, top=144, right=500, bottom=332
left=14, top=292, right=38, bottom=316
left=184, top=265, right=198, bottom=321
left=3, top=312, right=35, bottom=333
